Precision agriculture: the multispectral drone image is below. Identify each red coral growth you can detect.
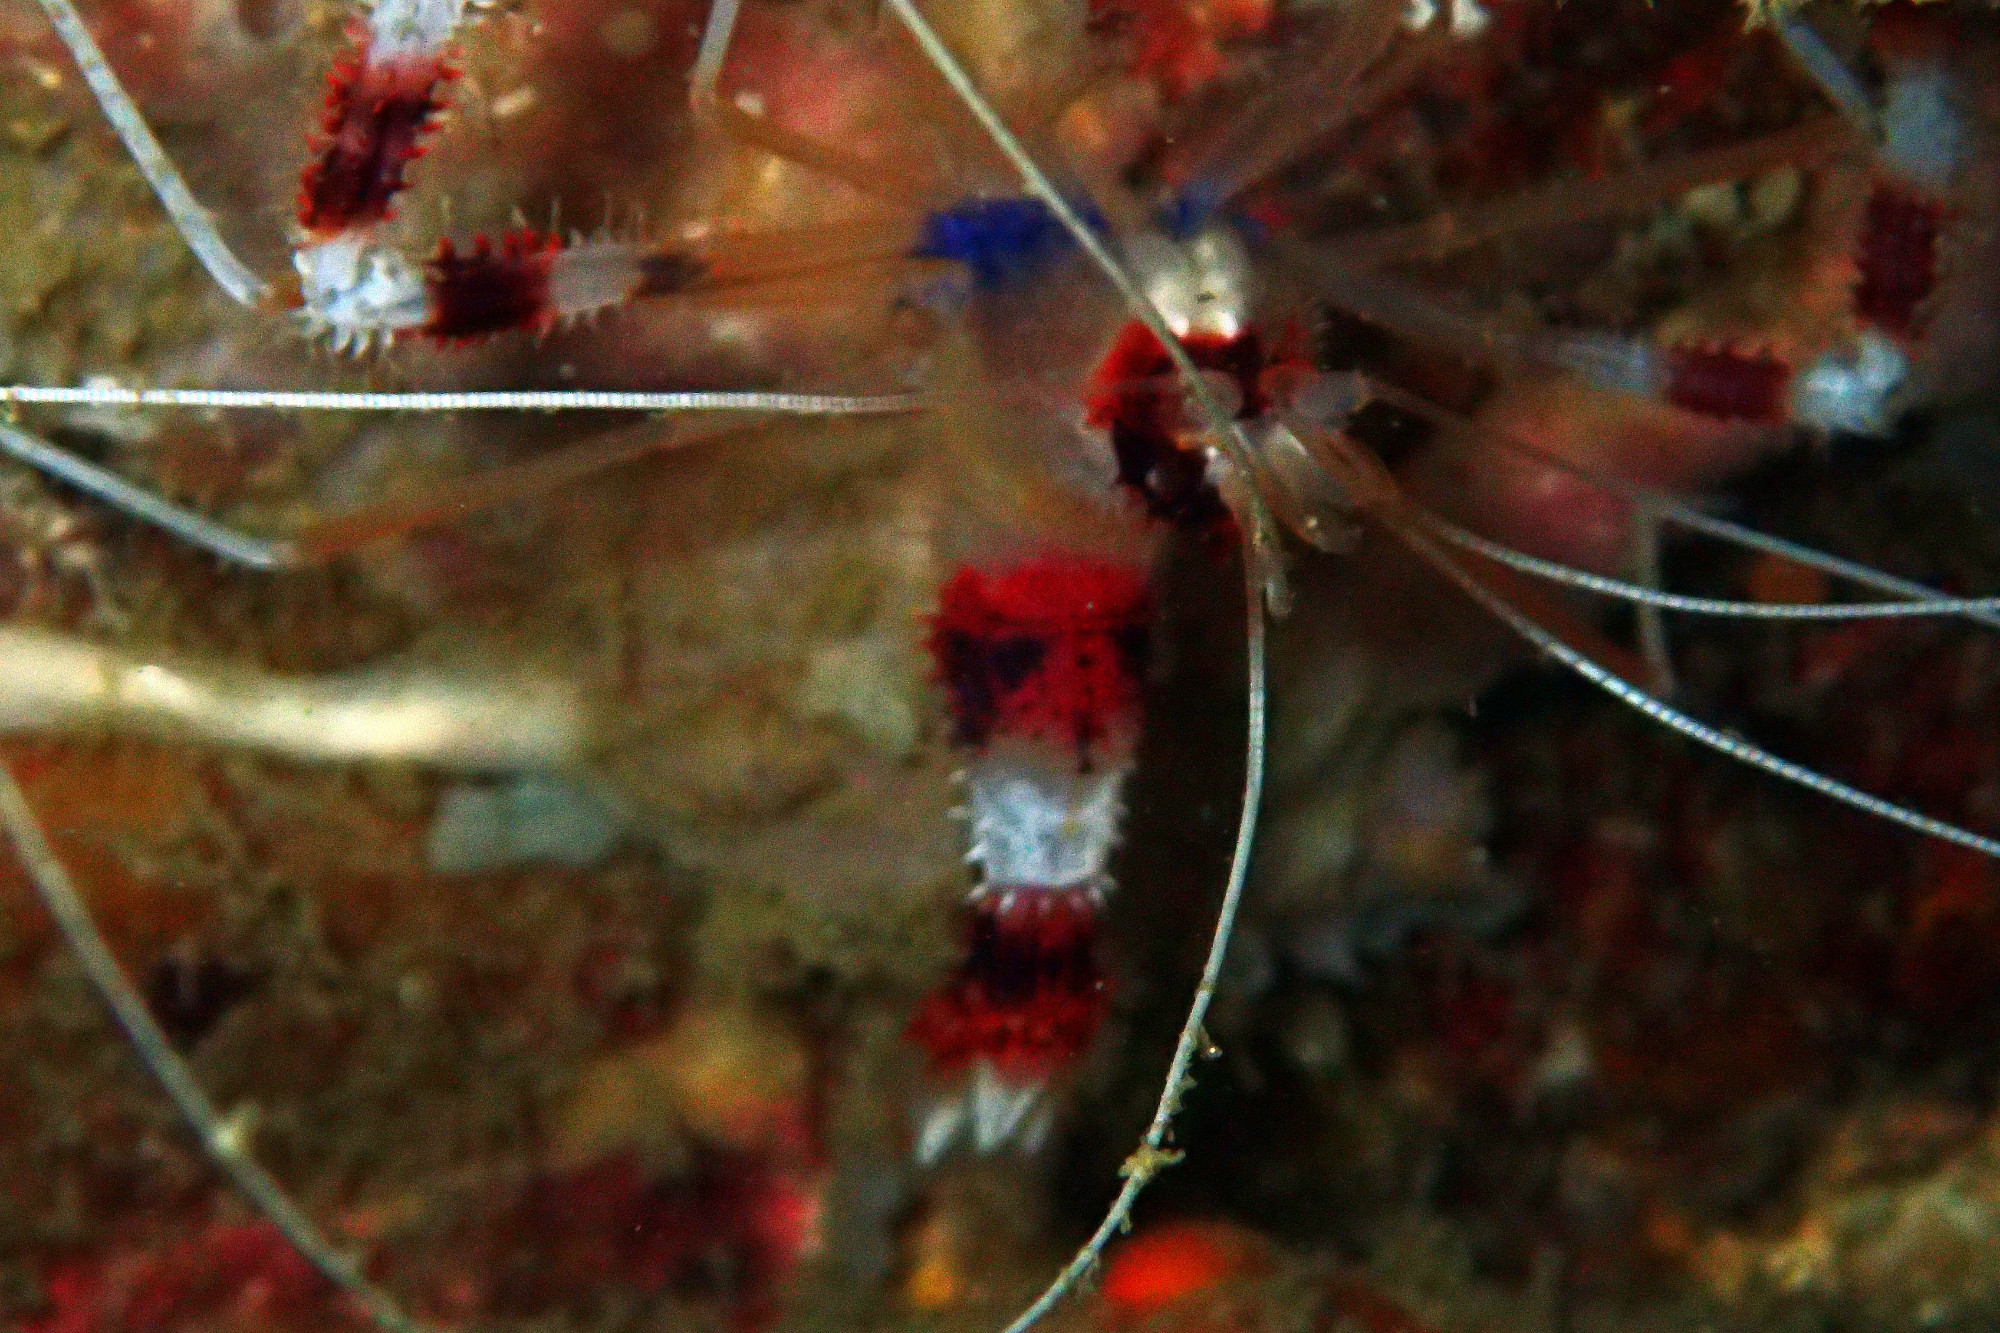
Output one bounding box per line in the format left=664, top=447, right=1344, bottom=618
left=423, top=231, right=563, bottom=343
left=1867, top=0, right=1960, bottom=65
left=1419, top=0, right=1755, bottom=192
left=928, top=556, right=1153, bottom=761
left=297, top=35, right=458, bottom=236
left=1429, top=947, right=1528, bottom=1089
left=1893, top=844, right=2000, bottom=1022
left=906, top=887, right=1107, bottom=1080
left=1320, top=1273, right=1441, bottom=1333
left=499, top=1148, right=820, bottom=1330
left=1854, top=182, right=1944, bottom=339
left=1088, top=0, right=1270, bottom=104
left=1635, top=19, right=1745, bottom=138
left=28, top=1221, right=333, bottom=1333
left=1100, top=1220, right=1266, bottom=1317
left=1661, top=344, right=1792, bottom=422
left=1592, top=967, right=1816, bottom=1124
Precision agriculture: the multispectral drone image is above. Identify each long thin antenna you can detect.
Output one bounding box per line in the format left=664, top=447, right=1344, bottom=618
left=1629, top=509, right=1676, bottom=694
left=998, top=558, right=1269, bottom=1333
left=877, top=0, right=1288, bottom=608
left=2, top=384, right=926, bottom=415
left=1355, top=376, right=2000, bottom=634
left=0, top=422, right=292, bottom=569
left=0, top=388, right=914, bottom=566
left=1321, top=116, right=1853, bottom=268
left=1771, top=9, right=1881, bottom=141
left=1181, top=0, right=1408, bottom=205
left=0, top=763, right=431, bottom=1333
left=1424, top=513, right=2000, bottom=620
left=690, top=0, right=744, bottom=106
left=1652, top=502, right=2000, bottom=629
left=34, top=0, right=269, bottom=307
left=1, top=415, right=765, bottom=570
left=1388, top=516, right=2000, bottom=860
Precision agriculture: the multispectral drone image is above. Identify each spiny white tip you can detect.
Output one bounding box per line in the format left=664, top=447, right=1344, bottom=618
left=1448, top=0, right=1490, bottom=37
left=295, top=237, right=430, bottom=349
left=365, top=0, right=471, bottom=62
left=914, top=1062, right=1054, bottom=1163
left=915, top=1095, right=967, bottom=1167
left=965, top=749, right=1130, bottom=888
left=970, top=1060, right=1045, bottom=1154
left=1791, top=329, right=1910, bottom=438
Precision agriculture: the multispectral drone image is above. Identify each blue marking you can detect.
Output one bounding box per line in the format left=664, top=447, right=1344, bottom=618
left=1157, top=182, right=1267, bottom=245
left=1157, top=183, right=1222, bottom=240
left=912, top=196, right=1102, bottom=291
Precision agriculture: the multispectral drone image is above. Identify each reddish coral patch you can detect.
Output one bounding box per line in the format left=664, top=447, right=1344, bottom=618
left=1088, top=0, right=1269, bottom=103
left=1854, top=182, right=1943, bottom=338
left=423, top=231, right=562, bottom=343
left=1320, top=1273, right=1441, bottom=1333
left=1636, top=20, right=1744, bottom=138
left=907, top=888, right=1106, bottom=1080
left=499, top=1148, right=820, bottom=1330
left=1867, top=0, right=1960, bottom=65
left=297, top=39, right=457, bottom=236
left=0, top=743, right=205, bottom=974
left=1100, top=1220, right=1265, bottom=1317
left=28, top=1220, right=330, bottom=1333
left=929, top=556, right=1153, bottom=760
left=1893, top=844, right=2000, bottom=1022
left=1661, top=345, right=1791, bottom=422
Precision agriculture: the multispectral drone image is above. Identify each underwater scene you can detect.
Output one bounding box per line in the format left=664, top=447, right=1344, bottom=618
left=0, top=0, right=1998, bottom=1327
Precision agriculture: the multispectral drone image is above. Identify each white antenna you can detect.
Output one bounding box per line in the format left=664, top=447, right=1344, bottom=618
left=1423, top=513, right=2000, bottom=622
left=690, top=0, right=744, bottom=107
left=0, top=763, right=433, bottom=1332
left=34, top=0, right=269, bottom=306
left=2, top=383, right=925, bottom=415
left=0, top=390, right=921, bottom=566
left=1386, top=513, right=2000, bottom=861
left=1349, top=374, right=2000, bottom=634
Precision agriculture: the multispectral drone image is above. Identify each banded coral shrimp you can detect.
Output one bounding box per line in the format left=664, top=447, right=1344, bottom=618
left=3, top=0, right=2000, bottom=1330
